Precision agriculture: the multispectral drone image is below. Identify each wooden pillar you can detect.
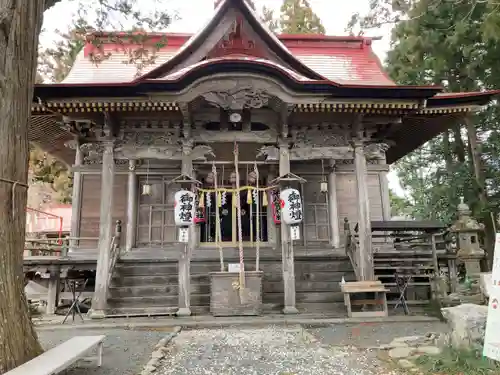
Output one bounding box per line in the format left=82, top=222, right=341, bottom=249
left=70, top=140, right=83, bottom=250
left=267, top=166, right=277, bottom=248
left=125, top=160, right=138, bottom=252
left=378, top=158, right=391, bottom=220
left=90, top=141, right=115, bottom=318
left=45, top=265, right=60, bottom=315
left=328, top=161, right=340, bottom=248
left=353, top=139, right=374, bottom=280
left=279, top=141, right=298, bottom=314
left=177, top=140, right=194, bottom=317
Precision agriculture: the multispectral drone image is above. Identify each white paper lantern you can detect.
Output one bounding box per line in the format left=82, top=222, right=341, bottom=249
left=279, top=188, right=303, bottom=225
left=174, top=190, right=196, bottom=226
left=142, top=183, right=152, bottom=196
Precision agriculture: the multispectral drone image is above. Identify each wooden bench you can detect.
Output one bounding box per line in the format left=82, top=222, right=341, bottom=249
left=5, top=335, right=105, bottom=375
left=341, top=281, right=389, bottom=318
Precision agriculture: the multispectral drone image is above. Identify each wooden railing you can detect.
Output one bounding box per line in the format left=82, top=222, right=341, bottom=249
left=344, top=218, right=361, bottom=280
left=107, top=220, right=122, bottom=287
left=24, top=236, right=101, bottom=257
left=343, top=218, right=456, bottom=282
left=24, top=238, right=69, bottom=257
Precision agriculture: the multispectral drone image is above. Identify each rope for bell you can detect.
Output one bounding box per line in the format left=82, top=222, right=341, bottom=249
left=254, top=162, right=260, bottom=272
left=212, top=162, right=224, bottom=272
left=234, top=142, right=245, bottom=290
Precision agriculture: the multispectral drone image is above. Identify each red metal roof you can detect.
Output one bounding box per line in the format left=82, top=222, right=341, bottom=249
left=66, top=0, right=394, bottom=86
left=52, top=0, right=497, bottom=103
left=66, top=33, right=393, bottom=86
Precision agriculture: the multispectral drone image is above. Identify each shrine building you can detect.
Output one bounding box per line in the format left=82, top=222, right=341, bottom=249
left=28, top=0, right=498, bottom=317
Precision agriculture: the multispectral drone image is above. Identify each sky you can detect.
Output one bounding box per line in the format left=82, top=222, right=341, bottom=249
left=42, top=0, right=404, bottom=195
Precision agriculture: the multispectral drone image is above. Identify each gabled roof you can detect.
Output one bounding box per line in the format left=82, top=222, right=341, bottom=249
left=63, top=0, right=396, bottom=87
left=136, top=0, right=325, bottom=81
left=64, top=34, right=395, bottom=86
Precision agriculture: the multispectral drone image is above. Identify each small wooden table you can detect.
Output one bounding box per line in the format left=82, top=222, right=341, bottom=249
left=341, top=281, right=389, bottom=318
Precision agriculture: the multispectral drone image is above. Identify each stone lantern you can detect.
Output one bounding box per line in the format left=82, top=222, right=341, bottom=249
left=448, top=198, right=485, bottom=303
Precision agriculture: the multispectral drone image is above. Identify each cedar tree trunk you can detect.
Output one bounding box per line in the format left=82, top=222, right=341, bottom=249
left=465, top=116, right=495, bottom=268
left=0, top=1, right=52, bottom=371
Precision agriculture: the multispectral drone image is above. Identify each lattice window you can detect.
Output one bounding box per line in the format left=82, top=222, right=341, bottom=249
left=136, top=176, right=179, bottom=247
left=302, top=180, right=329, bottom=243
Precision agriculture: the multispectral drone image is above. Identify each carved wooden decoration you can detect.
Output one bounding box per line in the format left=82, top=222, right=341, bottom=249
left=116, top=144, right=215, bottom=161
left=364, top=143, right=390, bottom=159
left=120, top=131, right=177, bottom=147
left=207, top=15, right=267, bottom=59
left=256, top=142, right=390, bottom=161
left=291, top=128, right=349, bottom=147
left=202, top=86, right=271, bottom=111
left=194, top=129, right=277, bottom=143
left=81, top=142, right=104, bottom=165
left=257, top=145, right=353, bottom=161
left=115, top=131, right=178, bottom=160
left=80, top=142, right=128, bottom=165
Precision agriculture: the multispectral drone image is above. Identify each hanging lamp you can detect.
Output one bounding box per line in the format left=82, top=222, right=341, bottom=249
left=320, top=159, right=328, bottom=193
left=142, top=160, right=152, bottom=196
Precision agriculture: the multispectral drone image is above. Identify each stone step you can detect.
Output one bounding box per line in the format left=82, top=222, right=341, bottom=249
left=104, top=302, right=348, bottom=318
left=104, top=305, right=208, bottom=317
left=115, top=259, right=353, bottom=276
left=108, top=279, right=355, bottom=298
left=108, top=294, right=208, bottom=308
left=108, top=284, right=207, bottom=298
left=108, top=291, right=345, bottom=308
left=111, top=270, right=355, bottom=287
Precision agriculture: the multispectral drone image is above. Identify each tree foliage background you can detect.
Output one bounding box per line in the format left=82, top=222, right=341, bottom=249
left=247, top=0, right=325, bottom=34
left=349, top=0, right=500, bottom=259
left=0, top=0, right=175, bottom=371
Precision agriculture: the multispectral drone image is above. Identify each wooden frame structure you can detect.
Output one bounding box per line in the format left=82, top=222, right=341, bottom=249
left=26, top=0, right=498, bottom=317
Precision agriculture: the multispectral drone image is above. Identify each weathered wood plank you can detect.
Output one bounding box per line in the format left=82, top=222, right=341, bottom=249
left=278, top=139, right=298, bottom=314
left=91, top=142, right=115, bottom=317
left=353, top=138, right=373, bottom=280
left=125, top=160, right=138, bottom=252
left=4, top=336, right=105, bottom=375
left=70, top=141, right=83, bottom=249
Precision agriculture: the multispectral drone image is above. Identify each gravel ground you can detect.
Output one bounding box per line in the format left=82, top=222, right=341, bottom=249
left=37, top=327, right=170, bottom=375
left=157, top=326, right=398, bottom=375
left=308, top=321, right=448, bottom=348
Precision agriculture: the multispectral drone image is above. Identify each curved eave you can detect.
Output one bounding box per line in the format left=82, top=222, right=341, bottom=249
left=378, top=91, right=500, bottom=163
left=34, top=61, right=441, bottom=101
left=29, top=115, right=74, bottom=165
left=426, top=90, right=500, bottom=107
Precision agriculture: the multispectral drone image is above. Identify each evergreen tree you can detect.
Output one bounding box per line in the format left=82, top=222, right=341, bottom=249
left=261, top=5, right=279, bottom=33
left=243, top=0, right=279, bottom=32
left=29, top=148, right=73, bottom=204
left=0, top=1, right=173, bottom=371
left=348, top=0, right=500, bottom=263
left=32, top=20, right=88, bottom=205
left=279, top=0, right=325, bottom=34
